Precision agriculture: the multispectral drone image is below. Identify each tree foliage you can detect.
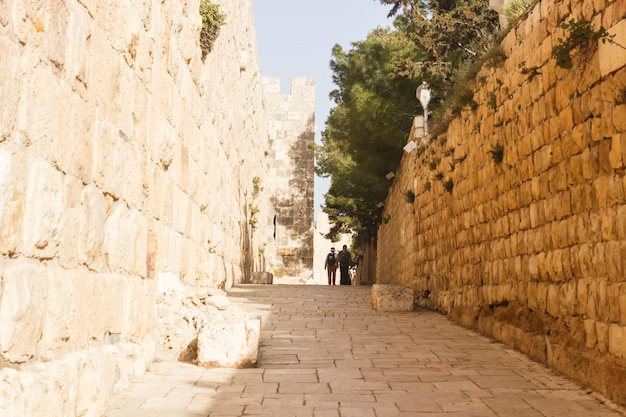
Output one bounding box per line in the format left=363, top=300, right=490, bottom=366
left=317, top=0, right=500, bottom=247
left=316, top=27, right=425, bottom=245
left=379, top=0, right=500, bottom=110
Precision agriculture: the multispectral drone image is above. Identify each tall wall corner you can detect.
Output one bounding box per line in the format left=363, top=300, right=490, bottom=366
left=263, top=77, right=316, bottom=283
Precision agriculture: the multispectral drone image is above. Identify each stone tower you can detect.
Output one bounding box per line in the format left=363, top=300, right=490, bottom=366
left=263, top=77, right=315, bottom=282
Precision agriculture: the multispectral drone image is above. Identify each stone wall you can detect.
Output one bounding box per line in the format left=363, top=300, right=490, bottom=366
left=0, top=0, right=294, bottom=415
left=263, top=77, right=315, bottom=283
left=377, top=0, right=626, bottom=407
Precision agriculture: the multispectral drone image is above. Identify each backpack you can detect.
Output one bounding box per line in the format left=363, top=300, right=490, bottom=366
left=326, top=253, right=336, bottom=266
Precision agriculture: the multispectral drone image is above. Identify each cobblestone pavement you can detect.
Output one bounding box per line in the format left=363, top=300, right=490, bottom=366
left=106, top=285, right=625, bottom=417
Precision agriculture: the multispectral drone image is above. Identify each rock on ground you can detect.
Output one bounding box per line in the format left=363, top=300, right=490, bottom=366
left=155, top=275, right=259, bottom=366
left=371, top=284, right=415, bottom=312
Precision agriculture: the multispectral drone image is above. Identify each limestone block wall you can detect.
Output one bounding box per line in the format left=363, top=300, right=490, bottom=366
left=377, top=0, right=626, bottom=406
left=0, top=0, right=275, bottom=415
left=263, top=77, right=315, bottom=282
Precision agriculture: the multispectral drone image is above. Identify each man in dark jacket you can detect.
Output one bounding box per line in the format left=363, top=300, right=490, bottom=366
left=338, top=245, right=352, bottom=285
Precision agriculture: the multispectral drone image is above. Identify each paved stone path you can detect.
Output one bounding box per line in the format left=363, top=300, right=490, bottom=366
left=106, top=285, right=625, bottom=417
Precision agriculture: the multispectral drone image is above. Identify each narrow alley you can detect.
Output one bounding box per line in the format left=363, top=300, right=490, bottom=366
left=105, top=285, right=625, bottom=417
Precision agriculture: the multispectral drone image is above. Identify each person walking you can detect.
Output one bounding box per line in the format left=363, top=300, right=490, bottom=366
left=324, top=247, right=337, bottom=285
left=338, top=244, right=352, bottom=285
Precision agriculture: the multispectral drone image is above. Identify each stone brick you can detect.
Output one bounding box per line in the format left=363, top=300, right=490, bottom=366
left=0, top=261, right=49, bottom=362
left=197, top=318, right=261, bottom=368
left=53, top=92, right=96, bottom=185
left=592, top=176, right=611, bottom=208
left=596, top=321, right=610, bottom=354
left=577, top=279, right=590, bottom=316
left=597, top=277, right=610, bottom=320
left=546, top=284, right=560, bottom=316
left=605, top=240, right=623, bottom=283
left=569, top=216, right=582, bottom=248
left=0, top=147, right=24, bottom=254
left=571, top=96, right=588, bottom=126
left=596, top=138, right=614, bottom=175
left=537, top=251, right=549, bottom=280
left=591, top=114, right=614, bottom=142
left=613, top=104, right=626, bottom=133
left=560, top=280, right=578, bottom=315
left=528, top=254, right=539, bottom=281
left=570, top=184, right=594, bottom=213
left=608, top=324, right=626, bottom=358
left=577, top=244, right=595, bottom=281
left=588, top=279, right=601, bottom=319
left=607, top=173, right=625, bottom=206
left=555, top=190, right=572, bottom=220
left=560, top=248, right=574, bottom=280
left=371, top=284, right=415, bottom=312
left=551, top=219, right=569, bottom=249
left=21, top=155, right=65, bottom=259
left=592, top=0, right=605, bottom=14
left=547, top=161, right=568, bottom=193
left=581, top=147, right=599, bottom=181
left=39, top=266, right=76, bottom=356
left=529, top=203, right=540, bottom=228
left=607, top=283, right=623, bottom=323
left=103, top=204, right=147, bottom=275
left=574, top=121, right=593, bottom=154
left=536, top=282, right=549, bottom=313
left=609, top=133, right=624, bottom=168
left=248, top=272, right=273, bottom=284
left=620, top=289, right=626, bottom=325
left=599, top=19, right=626, bottom=76
left=567, top=153, right=584, bottom=184
left=609, top=0, right=626, bottom=27
left=589, top=212, right=603, bottom=243
left=584, top=319, right=597, bottom=349
left=600, top=209, right=616, bottom=241
left=580, top=0, right=595, bottom=20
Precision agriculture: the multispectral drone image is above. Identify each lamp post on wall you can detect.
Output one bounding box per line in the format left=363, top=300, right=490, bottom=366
left=416, top=81, right=431, bottom=136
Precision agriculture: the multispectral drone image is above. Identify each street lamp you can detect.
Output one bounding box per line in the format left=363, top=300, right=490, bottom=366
left=416, top=81, right=431, bottom=136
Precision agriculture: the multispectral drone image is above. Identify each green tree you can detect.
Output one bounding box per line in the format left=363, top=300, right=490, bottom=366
left=316, top=27, right=426, bottom=245
left=379, top=0, right=500, bottom=109
left=318, top=1, right=499, bottom=247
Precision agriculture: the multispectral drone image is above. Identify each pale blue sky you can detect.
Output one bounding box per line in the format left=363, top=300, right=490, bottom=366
left=252, top=0, right=392, bottom=217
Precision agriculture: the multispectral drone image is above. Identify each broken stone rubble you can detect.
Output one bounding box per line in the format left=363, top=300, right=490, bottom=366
left=371, top=283, right=415, bottom=312
left=155, top=273, right=260, bottom=367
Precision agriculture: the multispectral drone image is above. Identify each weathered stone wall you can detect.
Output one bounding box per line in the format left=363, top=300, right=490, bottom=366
left=377, top=0, right=626, bottom=406
left=263, top=77, right=315, bottom=282
left=0, top=0, right=287, bottom=415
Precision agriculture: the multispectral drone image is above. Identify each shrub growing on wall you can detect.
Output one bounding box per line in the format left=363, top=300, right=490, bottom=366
left=551, top=19, right=613, bottom=69
left=505, top=0, right=536, bottom=27
left=199, top=0, right=226, bottom=59
left=488, top=142, right=504, bottom=164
